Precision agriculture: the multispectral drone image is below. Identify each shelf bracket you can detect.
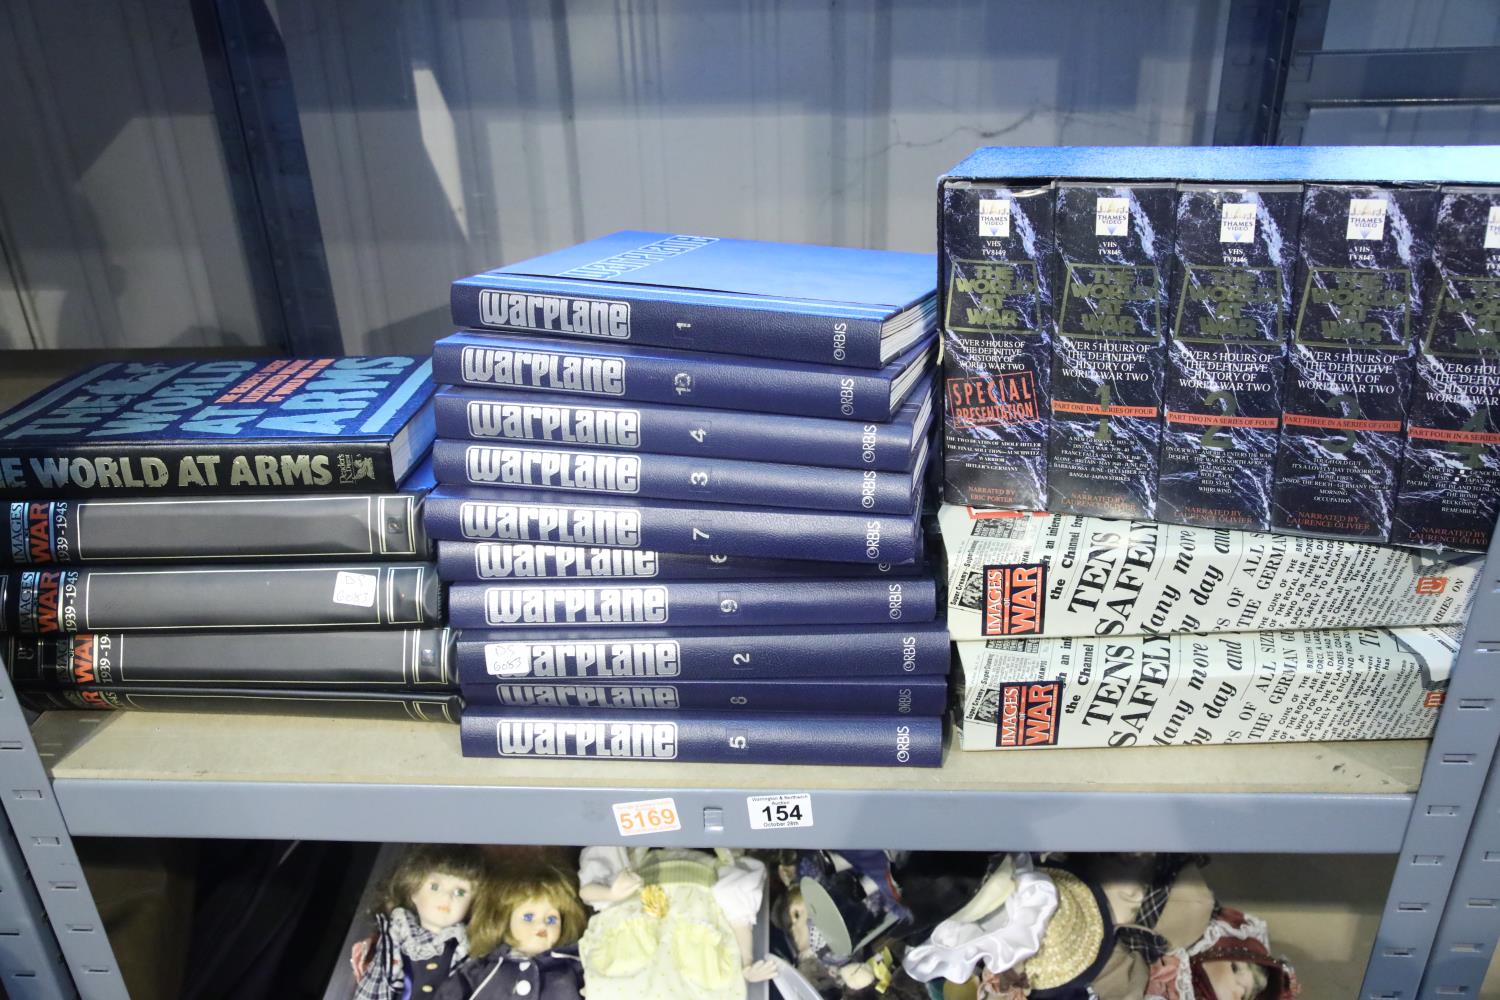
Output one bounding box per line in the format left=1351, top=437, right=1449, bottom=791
left=1360, top=524, right=1500, bottom=1000
left=0, top=655, right=127, bottom=1000
left=1415, top=716, right=1500, bottom=998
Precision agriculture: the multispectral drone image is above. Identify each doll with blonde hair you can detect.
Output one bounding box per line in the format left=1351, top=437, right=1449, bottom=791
left=437, top=865, right=588, bottom=1000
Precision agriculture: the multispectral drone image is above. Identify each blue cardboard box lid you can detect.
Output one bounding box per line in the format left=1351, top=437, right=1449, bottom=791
left=943, top=145, right=1500, bottom=186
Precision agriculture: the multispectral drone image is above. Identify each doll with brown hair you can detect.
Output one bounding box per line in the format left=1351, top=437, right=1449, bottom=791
left=436, top=865, right=587, bottom=1000
left=352, top=845, right=491, bottom=1000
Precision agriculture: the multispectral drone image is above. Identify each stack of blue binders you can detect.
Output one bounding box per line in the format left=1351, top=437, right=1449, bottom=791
left=425, top=231, right=950, bottom=767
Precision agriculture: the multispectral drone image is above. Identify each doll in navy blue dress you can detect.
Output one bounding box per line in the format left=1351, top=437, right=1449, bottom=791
left=352, top=845, right=491, bottom=1000
left=436, top=865, right=587, bottom=1000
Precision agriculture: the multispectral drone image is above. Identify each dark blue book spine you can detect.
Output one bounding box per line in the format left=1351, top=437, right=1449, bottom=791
left=422, top=486, right=922, bottom=564
left=436, top=542, right=922, bottom=581
left=433, top=384, right=929, bottom=471
left=453, top=623, right=951, bottom=682
left=432, top=332, right=932, bottom=421
left=461, top=675, right=947, bottom=715
left=431, top=441, right=919, bottom=514
left=446, top=577, right=936, bottom=629
left=452, top=275, right=890, bottom=368
left=460, top=707, right=944, bottom=766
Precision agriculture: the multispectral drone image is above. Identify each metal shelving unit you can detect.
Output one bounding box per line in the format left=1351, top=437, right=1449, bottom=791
left=2, top=3, right=1499, bottom=993
left=0, top=590, right=1494, bottom=1000
left=0, top=309, right=1495, bottom=1000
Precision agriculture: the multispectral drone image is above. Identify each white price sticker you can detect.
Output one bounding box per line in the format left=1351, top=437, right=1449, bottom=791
left=1486, top=206, right=1500, bottom=250
left=332, top=571, right=378, bottom=608
left=612, top=797, right=681, bottom=837
left=484, top=643, right=532, bottom=677
left=747, top=793, right=814, bottom=831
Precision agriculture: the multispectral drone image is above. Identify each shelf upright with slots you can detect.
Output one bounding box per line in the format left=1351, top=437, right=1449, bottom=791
left=0, top=783, right=78, bottom=999
left=0, top=670, right=128, bottom=999
left=1411, top=660, right=1500, bottom=998
left=1356, top=526, right=1500, bottom=1000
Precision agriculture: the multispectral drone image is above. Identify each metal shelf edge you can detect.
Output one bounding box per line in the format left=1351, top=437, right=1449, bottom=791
left=53, top=777, right=1413, bottom=852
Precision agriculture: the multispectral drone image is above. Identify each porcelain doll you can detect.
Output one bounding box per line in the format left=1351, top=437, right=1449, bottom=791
left=772, top=883, right=849, bottom=994
left=903, top=861, right=1116, bottom=1000
left=1144, top=907, right=1299, bottom=1000
left=436, top=865, right=587, bottom=1000
left=576, top=846, right=777, bottom=1000
left=771, top=850, right=930, bottom=999
left=352, top=845, right=490, bottom=1000
left=1082, top=853, right=1216, bottom=1000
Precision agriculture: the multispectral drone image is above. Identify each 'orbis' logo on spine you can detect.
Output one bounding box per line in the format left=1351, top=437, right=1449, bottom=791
left=477, top=291, right=630, bottom=340
left=981, top=563, right=1045, bottom=636
left=997, top=681, right=1061, bottom=747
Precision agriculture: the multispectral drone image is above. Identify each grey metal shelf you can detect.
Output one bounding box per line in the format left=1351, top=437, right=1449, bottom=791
left=0, top=387, right=1493, bottom=999
left=33, top=709, right=1422, bottom=852
left=0, top=701, right=1465, bottom=1000
left=0, top=574, right=1491, bottom=997
left=0, top=379, right=1494, bottom=999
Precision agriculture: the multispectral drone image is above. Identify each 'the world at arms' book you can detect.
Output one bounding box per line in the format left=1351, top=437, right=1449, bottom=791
left=0, top=357, right=435, bottom=499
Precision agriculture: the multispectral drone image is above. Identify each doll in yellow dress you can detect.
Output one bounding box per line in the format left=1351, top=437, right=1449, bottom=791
left=577, top=846, right=777, bottom=999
